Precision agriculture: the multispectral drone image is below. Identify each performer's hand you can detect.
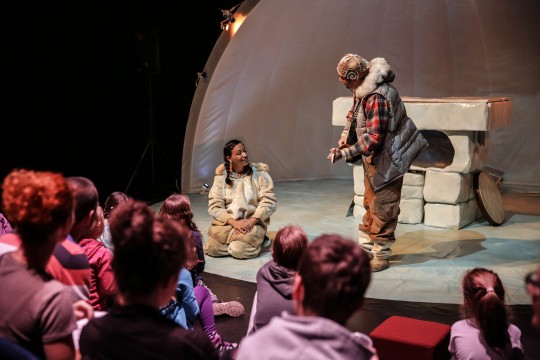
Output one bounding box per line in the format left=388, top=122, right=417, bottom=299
left=238, top=219, right=252, bottom=234
left=327, top=148, right=343, bottom=163
left=229, top=219, right=245, bottom=235
left=230, top=218, right=258, bottom=234
left=327, top=148, right=336, bottom=161
left=228, top=219, right=242, bottom=231
left=338, top=137, right=347, bottom=147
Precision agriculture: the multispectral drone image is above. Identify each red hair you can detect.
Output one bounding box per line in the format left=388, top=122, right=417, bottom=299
left=2, top=169, right=73, bottom=242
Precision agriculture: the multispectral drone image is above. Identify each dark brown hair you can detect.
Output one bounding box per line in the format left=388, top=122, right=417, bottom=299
left=66, top=176, right=99, bottom=242
left=158, top=193, right=198, bottom=231
left=157, top=193, right=199, bottom=270
left=103, top=191, right=129, bottom=220
left=223, top=139, right=252, bottom=187
left=84, top=205, right=105, bottom=240
left=65, top=176, right=99, bottom=224
left=272, top=225, right=308, bottom=270
left=461, top=268, right=514, bottom=354
left=110, top=199, right=188, bottom=301
left=297, top=234, right=371, bottom=325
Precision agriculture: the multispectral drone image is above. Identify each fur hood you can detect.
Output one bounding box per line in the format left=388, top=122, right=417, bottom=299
left=215, top=162, right=269, bottom=175
left=354, top=57, right=395, bottom=99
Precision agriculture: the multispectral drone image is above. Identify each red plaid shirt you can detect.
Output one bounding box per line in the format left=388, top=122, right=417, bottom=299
left=343, top=94, right=389, bottom=159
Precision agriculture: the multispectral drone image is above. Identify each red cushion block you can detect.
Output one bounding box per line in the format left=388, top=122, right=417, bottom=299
left=369, top=316, right=451, bottom=360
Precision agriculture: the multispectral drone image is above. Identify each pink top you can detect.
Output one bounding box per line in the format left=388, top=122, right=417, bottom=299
left=79, top=238, right=116, bottom=310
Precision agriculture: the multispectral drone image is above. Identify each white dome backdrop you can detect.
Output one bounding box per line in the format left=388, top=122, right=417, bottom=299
left=182, top=0, right=540, bottom=194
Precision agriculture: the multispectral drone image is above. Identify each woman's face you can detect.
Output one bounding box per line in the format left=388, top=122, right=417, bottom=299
left=227, top=143, right=249, bottom=173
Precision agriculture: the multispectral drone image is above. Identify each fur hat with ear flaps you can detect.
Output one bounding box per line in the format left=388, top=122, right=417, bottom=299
left=337, top=54, right=395, bottom=99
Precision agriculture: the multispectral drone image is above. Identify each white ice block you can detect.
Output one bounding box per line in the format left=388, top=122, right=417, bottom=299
left=424, top=198, right=479, bottom=229
left=353, top=165, right=365, bottom=196
left=353, top=166, right=424, bottom=197
left=353, top=195, right=366, bottom=219
left=398, top=198, right=425, bottom=224
left=333, top=97, right=511, bottom=130
left=411, top=131, right=488, bottom=173
left=404, top=171, right=425, bottom=186
left=354, top=195, right=424, bottom=225
left=332, top=97, right=354, bottom=127
left=401, top=184, right=424, bottom=199
left=424, top=171, right=475, bottom=204
left=401, top=96, right=511, bottom=131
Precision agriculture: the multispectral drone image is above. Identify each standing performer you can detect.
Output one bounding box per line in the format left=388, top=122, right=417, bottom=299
left=328, top=54, right=427, bottom=272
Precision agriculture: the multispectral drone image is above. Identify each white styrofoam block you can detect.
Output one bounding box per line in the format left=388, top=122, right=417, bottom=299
left=353, top=195, right=366, bottom=219
left=411, top=131, right=488, bottom=173
left=401, top=185, right=424, bottom=199
left=398, top=198, right=425, bottom=224
left=332, top=97, right=353, bottom=126
left=423, top=198, right=479, bottom=229
left=424, top=171, right=475, bottom=204
left=333, top=97, right=491, bottom=174
left=353, top=165, right=365, bottom=196
left=402, top=96, right=511, bottom=131
left=403, top=171, right=425, bottom=186
left=354, top=195, right=424, bottom=225
left=354, top=166, right=424, bottom=197
left=333, top=96, right=511, bottom=130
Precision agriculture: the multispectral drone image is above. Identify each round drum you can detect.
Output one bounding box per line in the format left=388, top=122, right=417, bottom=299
left=474, top=171, right=505, bottom=226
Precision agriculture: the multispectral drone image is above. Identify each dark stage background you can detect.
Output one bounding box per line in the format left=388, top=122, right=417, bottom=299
left=2, top=1, right=240, bottom=203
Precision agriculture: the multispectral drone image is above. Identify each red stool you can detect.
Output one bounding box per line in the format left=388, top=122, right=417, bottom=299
left=369, top=316, right=451, bottom=360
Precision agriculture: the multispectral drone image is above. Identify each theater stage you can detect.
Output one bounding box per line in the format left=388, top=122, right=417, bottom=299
left=152, top=178, right=540, bottom=306
left=152, top=179, right=540, bottom=357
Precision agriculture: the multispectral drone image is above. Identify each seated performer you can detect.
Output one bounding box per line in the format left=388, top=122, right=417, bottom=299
left=205, top=139, right=277, bottom=259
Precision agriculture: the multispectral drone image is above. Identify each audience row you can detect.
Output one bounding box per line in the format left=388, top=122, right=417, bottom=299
left=0, top=167, right=538, bottom=360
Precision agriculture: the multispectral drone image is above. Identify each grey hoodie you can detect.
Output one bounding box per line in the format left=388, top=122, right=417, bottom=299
left=238, top=312, right=375, bottom=360
left=251, top=260, right=296, bottom=334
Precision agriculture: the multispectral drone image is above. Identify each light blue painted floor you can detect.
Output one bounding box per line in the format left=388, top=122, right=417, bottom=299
left=152, top=179, right=540, bottom=305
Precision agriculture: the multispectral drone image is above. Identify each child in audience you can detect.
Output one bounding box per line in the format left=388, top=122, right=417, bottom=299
left=79, top=200, right=218, bottom=359
left=99, top=191, right=129, bottom=251
left=0, top=169, right=87, bottom=359
left=247, top=225, right=308, bottom=334
left=158, top=193, right=245, bottom=317
left=65, top=177, right=117, bottom=311
left=236, top=234, right=377, bottom=360
left=77, top=205, right=116, bottom=311
left=158, top=193, right=240, bottom=352
left=449, top=268, right=524, bottom=359
left=161, top=266, right=200, bottom=330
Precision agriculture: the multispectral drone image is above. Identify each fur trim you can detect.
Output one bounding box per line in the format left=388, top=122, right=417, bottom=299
left=215, top=162, right=269, bottom=175
left=354, top=58, right=393, bottom=99
left=253, top=162, right=269, bottom=172
left=215, top=163, right=226, bottom=175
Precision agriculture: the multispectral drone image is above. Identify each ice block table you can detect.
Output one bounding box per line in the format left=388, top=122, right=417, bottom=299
left=332, top=96, right=511, bottom=229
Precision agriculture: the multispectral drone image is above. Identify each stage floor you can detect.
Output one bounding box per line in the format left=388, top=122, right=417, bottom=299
left=152, top=178, right=540, bottom=306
